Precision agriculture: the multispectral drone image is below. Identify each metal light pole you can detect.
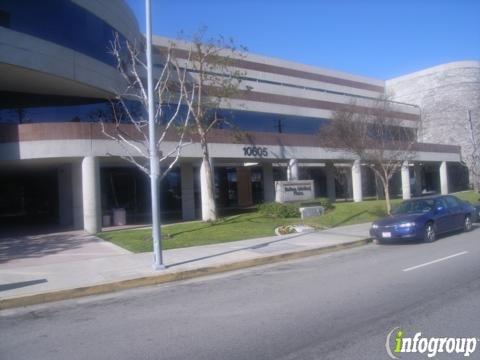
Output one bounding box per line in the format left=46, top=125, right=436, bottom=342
left=145, top=0, right=165, bottom=270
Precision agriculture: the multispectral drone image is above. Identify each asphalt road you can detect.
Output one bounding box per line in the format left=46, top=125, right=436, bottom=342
left=2, top=227, right=480, bottom=360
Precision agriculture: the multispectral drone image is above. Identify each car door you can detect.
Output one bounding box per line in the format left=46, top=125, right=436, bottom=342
left=434, top=198, right=451, bottom=233
left=445, top=196, right=464, bottom=229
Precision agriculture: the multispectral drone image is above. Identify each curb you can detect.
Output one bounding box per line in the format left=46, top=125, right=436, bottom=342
left=0, top=237, right=372, bottom=311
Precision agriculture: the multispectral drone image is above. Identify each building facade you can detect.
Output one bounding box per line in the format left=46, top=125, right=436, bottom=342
left=386, top=61, right=480, bottom=190
left=0, top=0, right=471, bottom=233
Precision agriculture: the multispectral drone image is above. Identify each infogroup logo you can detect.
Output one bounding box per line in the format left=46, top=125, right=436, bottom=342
left=385, top=327, right=478, bottom=358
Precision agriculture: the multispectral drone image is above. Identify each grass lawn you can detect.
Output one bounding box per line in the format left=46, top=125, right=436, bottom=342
left=451, top=190, right=480, bottom=203
left=98, top=190, right=479, bottom=253
left=98, top=213, right=297, bottom=253
left=302, top=198, right=402, bottom=228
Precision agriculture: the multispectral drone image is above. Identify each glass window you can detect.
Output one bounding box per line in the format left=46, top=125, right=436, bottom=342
left=394, top=199, right=435, bottom=214
left=445, top=196, right=460, bottom=208
left=0, top=92, right=145, bottom=124
left=436, top=198, right=448, bottom=209
left=0, top=9, right=9, bottom=27
left=0, top=0, right=127, bottom=66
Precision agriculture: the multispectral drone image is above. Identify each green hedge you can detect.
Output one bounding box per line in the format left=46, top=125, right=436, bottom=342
left=258, top=202, right=300, bottom=218
left=258, top=198, right=334, bottom=218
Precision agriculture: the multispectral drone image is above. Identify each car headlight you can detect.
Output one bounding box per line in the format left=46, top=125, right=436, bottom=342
left=372, top=224, right=379, bottom=229
left=398, top=222, right=416, bottom=228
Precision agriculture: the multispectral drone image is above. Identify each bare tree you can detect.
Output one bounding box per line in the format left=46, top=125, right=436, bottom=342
left=325, top=96, right=417, bottom=214
left=167, top=28, right=248, bottom=221
left=100, top=34, right=194, bottom=182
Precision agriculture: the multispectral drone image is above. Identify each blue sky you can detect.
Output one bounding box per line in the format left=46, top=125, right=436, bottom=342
left=125, top=0, right=480, bottom=80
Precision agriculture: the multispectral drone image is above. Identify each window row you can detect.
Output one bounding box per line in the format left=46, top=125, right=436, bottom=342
left=0, top=0, right=127, bottom=66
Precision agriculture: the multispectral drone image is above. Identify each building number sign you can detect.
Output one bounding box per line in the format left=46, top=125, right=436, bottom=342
left=243, top=146, right=268, bottom=157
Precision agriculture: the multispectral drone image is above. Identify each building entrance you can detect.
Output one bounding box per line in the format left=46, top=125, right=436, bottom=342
left=0, top=168, right=59, bottom=229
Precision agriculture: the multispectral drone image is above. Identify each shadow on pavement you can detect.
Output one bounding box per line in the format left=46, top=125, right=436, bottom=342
left=166, top=232, right=308, bottom=269
left=0, top=279, right=48, bottom=292
left=0, top=234, right=100, bottom=264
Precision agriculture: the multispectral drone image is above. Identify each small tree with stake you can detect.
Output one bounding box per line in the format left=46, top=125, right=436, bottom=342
left=167, top=28, right=248, bottom=221
left=324, top=96, right=417, bottom=214
left=101, top=33, right=194, bottom=179
left=98, top=33, right=195, bottom=268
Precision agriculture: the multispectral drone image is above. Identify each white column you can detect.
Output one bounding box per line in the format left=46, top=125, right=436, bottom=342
left=72, top=161, right=83, bottom=229
left=262, top=162, right=275, bottom=202
left=440, top=161, right=449, bottom=195
left=352, top=160, right=363, bottom=202
left=325, top=161, right=336, bottom=202
left=180, top=162, right=195, bottom=221
left=401, top=161, right=411, bottom=200
left=287, top=159, right=299, bottom=180
left=413, top=163, right=422, bottom=197
left=82, top=156, right=101, bottom=234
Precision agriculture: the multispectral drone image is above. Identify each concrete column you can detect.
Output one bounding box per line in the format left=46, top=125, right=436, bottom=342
left=180, top=162, right=195, bottom=221
left=401, top=161, right=411, bottom=200
left=287, top=159, right=299, bottom=180
left=325, top=161, right=336, bottom=202
left=82, top=156, right=101, bottom=234
left=352, top=160, right=363, bottom=202
left=58, top=164, right=73, bottom=227
left=262, top=163, right=275, bottom=202
left=72, top=161, right=83, bottom=229
left=345, top=168, right=353, bottom=199
left=440, top=161, right=449, bottom=195
left=413, top=163, right=422, bottom=197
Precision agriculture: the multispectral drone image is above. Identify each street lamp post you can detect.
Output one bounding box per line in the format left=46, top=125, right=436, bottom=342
left=145, top=0, right=165, bottom=270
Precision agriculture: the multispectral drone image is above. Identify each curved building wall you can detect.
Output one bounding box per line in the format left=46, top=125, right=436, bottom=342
left=0, top=0, right=140, bottom=99
left=386, top=61, right=480, bottom=186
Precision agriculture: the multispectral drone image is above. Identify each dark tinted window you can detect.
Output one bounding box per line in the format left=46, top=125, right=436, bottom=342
left=160, top=105, right=330, bottom=135
left=0, top=0, right=126, bottom=66
left=394, top=199, right=435, bottom=214
left=436, top=198, right=448, bottom=209
left=0, top=92, right=339, bottom=136
left=445, top=196, right=460, bottom=208
left=0, top=9, right=9, bottom=27
left=0, top=92, right=144, bottom=124
left=216, top=110, right=329, bottom=134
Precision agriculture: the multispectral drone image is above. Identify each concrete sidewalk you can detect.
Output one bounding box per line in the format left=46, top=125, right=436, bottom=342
left=0, top=223, right=372, bottom=309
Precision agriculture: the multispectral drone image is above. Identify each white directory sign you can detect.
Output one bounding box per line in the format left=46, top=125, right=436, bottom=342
left=275, top=180, right=315, bottom=203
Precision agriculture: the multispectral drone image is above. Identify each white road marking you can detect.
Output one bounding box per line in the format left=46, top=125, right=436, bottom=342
left=403, top=251, right=469, bottom=272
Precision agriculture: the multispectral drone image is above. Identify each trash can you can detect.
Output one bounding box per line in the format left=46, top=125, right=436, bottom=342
left=113, top=208, right=126, bottom=226
left=102, top=214, right=112, bottom=227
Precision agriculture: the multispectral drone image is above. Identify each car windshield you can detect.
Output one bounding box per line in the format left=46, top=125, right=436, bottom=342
left=393, top=199, right=435, bottom=214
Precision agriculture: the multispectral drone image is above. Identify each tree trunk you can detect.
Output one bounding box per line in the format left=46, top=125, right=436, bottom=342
left=384, top=181, right=392, bottom=215
left=200, top=153, right=217, bottom=222
left=473, top=173, right=480, bottom=193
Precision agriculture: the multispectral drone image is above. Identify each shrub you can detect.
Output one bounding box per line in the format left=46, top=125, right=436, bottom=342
left=258, top=198, right=335, bottom=218
left=258, top=202, right=300, bottom=218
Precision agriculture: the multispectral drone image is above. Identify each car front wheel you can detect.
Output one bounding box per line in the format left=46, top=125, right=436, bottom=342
left=424, top=223, right=436, bottom=243
left=464, top=215, right=473, bottom=232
